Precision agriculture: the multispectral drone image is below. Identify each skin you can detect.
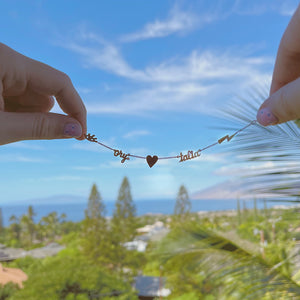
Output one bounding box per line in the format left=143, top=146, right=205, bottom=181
left=0, top=43, right=87, bottom=145
left=258, top=4, right=300, bottom=124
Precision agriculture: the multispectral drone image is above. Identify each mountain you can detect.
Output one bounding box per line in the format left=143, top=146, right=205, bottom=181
left=191, top=180, right=272, bottom=200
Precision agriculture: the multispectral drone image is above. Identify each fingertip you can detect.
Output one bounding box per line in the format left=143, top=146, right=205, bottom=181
left=256, top=107, right=279, bottom=126
left=258, top=78, right=300, bottom=125
left=70, top=109, right=87, bottom=141
left=63, top=122, right=82, bottom=138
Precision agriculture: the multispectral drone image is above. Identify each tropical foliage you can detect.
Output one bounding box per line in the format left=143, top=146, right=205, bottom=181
left=0, top=164, right=300, bottom=299
left=221, top=88, right=300, bottom=201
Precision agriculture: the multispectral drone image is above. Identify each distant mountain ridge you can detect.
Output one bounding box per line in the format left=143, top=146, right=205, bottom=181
left=4, top=179, right=276, bottom=206
left=191, top=180, right=269, bottom=200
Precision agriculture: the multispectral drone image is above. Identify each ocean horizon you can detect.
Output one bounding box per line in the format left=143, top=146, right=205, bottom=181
left=0, top=198, right=295, bottom=227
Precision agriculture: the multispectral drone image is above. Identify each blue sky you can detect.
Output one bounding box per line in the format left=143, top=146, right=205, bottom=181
left=0, top=0, right=298, bottom=204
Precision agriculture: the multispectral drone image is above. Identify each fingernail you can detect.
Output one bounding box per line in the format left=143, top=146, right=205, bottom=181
left=256, top=108, right=278, bottom=126
left=63, top=123, right=82, bottom=137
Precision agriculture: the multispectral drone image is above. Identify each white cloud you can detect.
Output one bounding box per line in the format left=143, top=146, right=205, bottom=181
left=127, top=147, right=150, bottom=155
left=84, top=49, right=271, bottom=115
left=61, top=22, right=272, bottom=116
left=72, top=142, right=107, bottom=153
left=0, top=154, right=48, bottom=163
left=121, top=6, right=201, bottom=42
left=73, top=166, right=96, bottom=171
left=215, top=161, right=278, bottom=176
left=120, top=1, right=297, bottom=44
left=99, top=157, right=145, bottom=169
left=4, top=141, right=44, bottom=150
left=39, top=175, right=86, bottom=182
left=65, top=41, right=147, bottom=81
left=77, top=87, right=92, bottom=94
left=53, top=44, right=272, bottom=117
left=194, top=153, right=227, bottom=163
left=232, top=0, right=298, bottom=16
left=67, top=33, right=272, bottom=84
left=123, top=130, right=151, bottom=139
left=143, top=51, right=272, bottom=83
left=279, top=1, right=298, bottom=16
left=86, top=82, right=213, bottom=115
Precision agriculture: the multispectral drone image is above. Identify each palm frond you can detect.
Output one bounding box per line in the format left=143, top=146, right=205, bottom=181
left=220, top=88, right=300, bottom=201
left=159, top=226, right=300, bottom=299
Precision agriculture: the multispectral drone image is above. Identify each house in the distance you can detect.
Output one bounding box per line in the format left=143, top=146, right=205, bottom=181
left=125, top=221, right=170, bottom=252
left=133, top=276, right=171, bottom=300
left=0, top=242, right=65, bottom=262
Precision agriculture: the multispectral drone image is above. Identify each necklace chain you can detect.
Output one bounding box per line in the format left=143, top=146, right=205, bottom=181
left=85, top=120, right=257, bottom=168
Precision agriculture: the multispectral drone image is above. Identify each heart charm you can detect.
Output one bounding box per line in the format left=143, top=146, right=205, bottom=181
left=146, top=155, right=158, bottom=168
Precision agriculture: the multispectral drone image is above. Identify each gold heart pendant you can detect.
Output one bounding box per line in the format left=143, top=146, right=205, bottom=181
left=146, top=155, right=158, bottom=168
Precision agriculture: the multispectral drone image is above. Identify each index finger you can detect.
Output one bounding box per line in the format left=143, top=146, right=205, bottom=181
left=25, top=56, right=87, bottom=139
left=270, top=4, right=300, bottom=95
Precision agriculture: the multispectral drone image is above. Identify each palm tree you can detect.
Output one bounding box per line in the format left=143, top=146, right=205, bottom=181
left=159, top=90, right=300, bottom=299
left=218, top=88, right=300, bottom=201
left=159, top=224, right=300, bottom=299
left=19, top=206, right=36, bottom=247
left=8, top=215, right=21, bottom=244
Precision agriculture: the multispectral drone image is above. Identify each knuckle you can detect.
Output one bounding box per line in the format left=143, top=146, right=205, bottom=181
left=32, top=114, right=52, bottom=138
left=58, top=71, right=72, bottom=86
left=55, top=71, right=73, bottom=98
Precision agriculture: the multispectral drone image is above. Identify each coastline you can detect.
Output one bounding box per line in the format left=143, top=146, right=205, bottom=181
left=1, top=199, right=297, bottom=227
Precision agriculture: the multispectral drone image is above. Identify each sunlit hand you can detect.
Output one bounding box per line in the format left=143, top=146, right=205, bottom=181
left=257, top=4, right=300, bottom=126
left=0, top=43, right=87, bottom=145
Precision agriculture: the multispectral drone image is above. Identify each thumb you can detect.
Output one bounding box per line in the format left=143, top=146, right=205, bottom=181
left=257, top=77, right=300, bottom=126
left=0, top=111, right=82, bottom=145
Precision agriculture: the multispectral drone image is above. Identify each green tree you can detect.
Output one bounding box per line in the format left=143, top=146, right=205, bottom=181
left=110, top=177, right=137, bottom=272
left=237, top=198, right=241, bottom=225
left=112, top=177, right=136, bottom=243
left=0, top=283, right=19, bottom=300
left=159, top=224, right=300, bottom=299
left=253, top=198, right=258, bottom=221
left=173, top=185, right=191, bottom=224
left=39, top=212, right=64, bottom=242
left=20, top=215, right=31, bottom=247
left=81, top=184, right=109, bottom=265
left=86, top=183, right=105, bottom=219
left=20, top=206, right=36, bottom=247
left=27, top=206, right=35, bottom=242
left=8, top=215, right=21, bottom=247
left=10, top=255, right=138, bottom=300
left=0, top=208, right=3, bottom=235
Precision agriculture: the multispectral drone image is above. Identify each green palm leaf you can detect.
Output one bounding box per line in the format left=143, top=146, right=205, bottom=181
left=159, top=226, right=300, bottom=299
left=220, top=89, right=300, bottom=201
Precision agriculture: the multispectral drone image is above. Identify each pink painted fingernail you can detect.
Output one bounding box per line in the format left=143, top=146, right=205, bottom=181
left=64, top=123, right=82, bottom=137
left=256, top=108, right=278, bottom=126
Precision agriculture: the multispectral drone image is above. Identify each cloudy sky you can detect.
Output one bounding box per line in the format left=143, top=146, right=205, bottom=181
left=0, top=0, right=298, bottom=204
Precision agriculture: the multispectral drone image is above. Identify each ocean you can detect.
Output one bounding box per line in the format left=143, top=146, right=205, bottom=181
left=0, top=199, right=291, bottom=227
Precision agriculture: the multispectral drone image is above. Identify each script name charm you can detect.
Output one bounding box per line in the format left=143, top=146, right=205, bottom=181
left=114, top=149, right=130, bottom=163
left=179, top=150, right=201, bottom=162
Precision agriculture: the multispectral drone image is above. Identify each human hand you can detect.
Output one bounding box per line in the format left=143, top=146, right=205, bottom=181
left=0, top=43, right=86, bottom=145
left=257, top=4, right=300, bottom=126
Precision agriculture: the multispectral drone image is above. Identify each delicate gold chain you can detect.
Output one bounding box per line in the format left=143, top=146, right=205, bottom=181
left=85, top=120, right=257, bottom=168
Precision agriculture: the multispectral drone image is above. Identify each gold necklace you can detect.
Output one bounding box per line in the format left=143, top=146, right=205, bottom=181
left=85, top=120, right=257, bottom=168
